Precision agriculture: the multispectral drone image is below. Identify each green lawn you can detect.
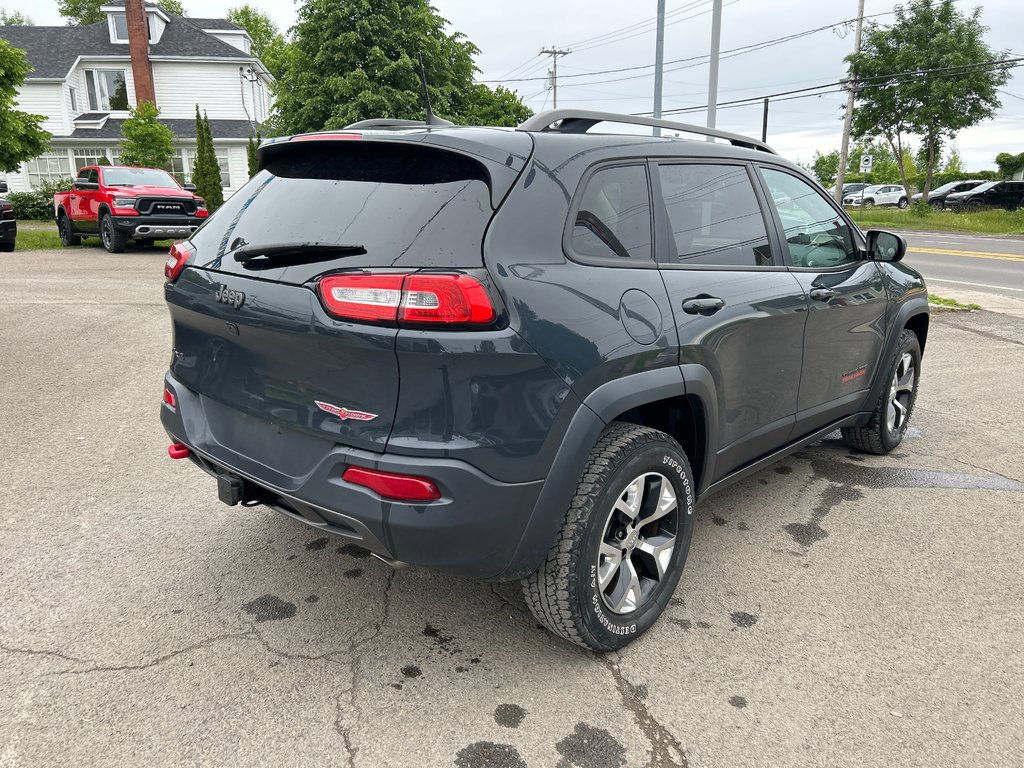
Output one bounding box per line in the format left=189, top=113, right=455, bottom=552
left=849, top=207, right=1024, bottom=235
left=11, top=225, right=172, bottom=252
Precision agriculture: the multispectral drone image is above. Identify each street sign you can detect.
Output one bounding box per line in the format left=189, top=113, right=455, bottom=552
left=860, top=154, right=874, bottom=171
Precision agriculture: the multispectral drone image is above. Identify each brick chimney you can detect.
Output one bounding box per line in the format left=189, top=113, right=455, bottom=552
left=125, top=0, right=156, bottom=106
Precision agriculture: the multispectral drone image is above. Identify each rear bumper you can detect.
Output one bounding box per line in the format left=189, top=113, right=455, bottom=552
left=161, top=374, right=545, bottom=579
left=111, top=216, right=204, bottom=239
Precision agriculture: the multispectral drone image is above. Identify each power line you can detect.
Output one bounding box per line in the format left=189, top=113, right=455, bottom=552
left=563, top=0, right=711, bottom=51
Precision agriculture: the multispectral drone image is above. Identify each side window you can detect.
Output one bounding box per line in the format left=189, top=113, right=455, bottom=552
left=758, top=167, right=859, bottom=269
left=570, top=164, right=652, bottom=263
left=658, top=163, right=773, bottom=267
left=87, top=169, right=99, bottom=184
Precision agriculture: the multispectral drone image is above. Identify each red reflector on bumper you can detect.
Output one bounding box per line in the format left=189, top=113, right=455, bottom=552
left=168, top=443, right=190, bottom=459
left=163, top=386, right=177, bottom=408
left=342, top=466, right=441, bottom=502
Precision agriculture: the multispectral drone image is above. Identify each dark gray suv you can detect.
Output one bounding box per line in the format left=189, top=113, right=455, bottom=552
left=161, top=110, right=928, bottom=650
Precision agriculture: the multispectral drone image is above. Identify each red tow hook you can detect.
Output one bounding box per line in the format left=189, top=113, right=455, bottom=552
left=168, top=443, right=191, bottom=460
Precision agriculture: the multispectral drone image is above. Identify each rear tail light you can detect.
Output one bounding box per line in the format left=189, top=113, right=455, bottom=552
left=165, top=240, right=196, bottom=282
left=342, top=466, right=441, bottom=502
left=318, top=273, right=497, bottom=327
left=162, top=386, right=176, bottom=408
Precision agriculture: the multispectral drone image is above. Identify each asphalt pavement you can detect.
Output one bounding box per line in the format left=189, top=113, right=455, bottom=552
left=899, top=230, right=1024, bottom=308
left=2, top=249, right=1022, bottom=767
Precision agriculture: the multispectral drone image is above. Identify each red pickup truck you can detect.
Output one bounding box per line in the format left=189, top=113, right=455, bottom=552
left=54, top=165, right=209, bottom=253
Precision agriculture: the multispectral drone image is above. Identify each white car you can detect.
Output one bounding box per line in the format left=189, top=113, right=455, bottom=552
left=843, top=184, right=909, bottom=208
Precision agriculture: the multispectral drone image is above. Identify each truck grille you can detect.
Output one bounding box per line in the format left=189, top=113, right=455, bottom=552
left=137, top=197, right=196, bottom=216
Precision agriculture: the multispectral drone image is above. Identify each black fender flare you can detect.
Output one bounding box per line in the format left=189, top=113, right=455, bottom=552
left=862, top=297, right=929, bottom=412
left=499, top=365, right=720, bottom=579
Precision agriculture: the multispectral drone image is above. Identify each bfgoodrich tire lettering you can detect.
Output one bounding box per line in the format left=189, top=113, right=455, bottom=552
left=522, top=422, right=695, bottom=651
left=842, top=328, right=921, bottom=455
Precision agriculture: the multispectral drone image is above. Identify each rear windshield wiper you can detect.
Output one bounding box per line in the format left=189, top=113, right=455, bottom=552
left=232, top=242, right=367, bottom=265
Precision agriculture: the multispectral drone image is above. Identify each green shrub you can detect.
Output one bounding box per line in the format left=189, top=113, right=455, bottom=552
left=912, top=200, right=932, bottom=217
left=6, top=177, right=74, bottom=220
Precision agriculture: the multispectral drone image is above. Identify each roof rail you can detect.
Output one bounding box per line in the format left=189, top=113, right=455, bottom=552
left=344, top=118, right=428, bottom=130
left=517, top=109, right=775, bottom=154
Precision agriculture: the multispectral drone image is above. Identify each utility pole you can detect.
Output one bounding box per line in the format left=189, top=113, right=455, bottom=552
left=706, top=0, right=723, bottom=138
left=835, top=0, right=866, bottom=203
left=540, top=47, right=571, bottom=109
left=653, top=0, right=666, bottom=136
left=761, top=97, right=769, bottom=142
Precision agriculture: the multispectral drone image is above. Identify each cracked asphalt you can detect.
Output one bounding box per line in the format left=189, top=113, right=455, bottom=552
left=2, top=250, right=1023, bottom=767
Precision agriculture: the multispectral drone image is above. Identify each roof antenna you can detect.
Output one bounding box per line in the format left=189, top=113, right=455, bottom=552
left=418, top=52, right=454, bottom=127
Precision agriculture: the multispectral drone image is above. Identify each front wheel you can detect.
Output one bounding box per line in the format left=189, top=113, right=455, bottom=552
left=100, top=214, right=126, bottom=253
left=522, top=422, right=695, bottom=651
left=863, top=198, right=875, bottom=209
left=842, top=329, right=921, bottom=455
left=897, top=197, right=908, bottom=209
left=931, top=200, right=945, bottom=211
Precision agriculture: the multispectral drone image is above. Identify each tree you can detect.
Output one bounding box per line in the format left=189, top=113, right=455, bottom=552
left=191, top=106, right=224, bottom=210
left=943, top=146, right=964, bottom=173
left=0, top=9, right=33, bottom=24
left=810, top=150, right=840, bottom=187
left=226, top=5, right=290, bottom=79
left=246, top=133, right=260, bottom=178
left=269, top=0, right=530, bottom=135
left=0, top=40, right=50, bottom=173
left=848, top=0, right=1011, bottom=201
left=995, top=151, right=1024, bottom=179
left=58, top=0, right=183, bottom=26
left=120, top=101, right=175, bottom=168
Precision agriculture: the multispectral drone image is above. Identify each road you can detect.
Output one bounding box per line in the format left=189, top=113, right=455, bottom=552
left=2, top=249, right=1023, bottom=767
left=899, top=230, right=1024, bottom=303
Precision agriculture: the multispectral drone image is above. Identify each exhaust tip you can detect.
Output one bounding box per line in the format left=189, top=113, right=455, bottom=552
left=370, top=552, right=409, bottom=569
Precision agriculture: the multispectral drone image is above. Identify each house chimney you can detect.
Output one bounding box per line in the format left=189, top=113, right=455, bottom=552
left=125, top=0, right=156, bottom=106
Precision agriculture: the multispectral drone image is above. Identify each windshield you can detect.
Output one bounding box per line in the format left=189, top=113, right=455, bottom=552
left=967, top=181, right=998, bottom=193
left=103, top=167, right=181, bottom=188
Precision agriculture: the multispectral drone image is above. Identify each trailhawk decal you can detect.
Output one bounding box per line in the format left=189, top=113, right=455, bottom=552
left=841, top=365, right=867, bottom=383
left=314, top=401, right=378, bottom=422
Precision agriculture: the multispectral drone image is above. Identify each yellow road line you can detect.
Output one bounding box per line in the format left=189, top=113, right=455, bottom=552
left=908, top=247, right=1024, bottom=262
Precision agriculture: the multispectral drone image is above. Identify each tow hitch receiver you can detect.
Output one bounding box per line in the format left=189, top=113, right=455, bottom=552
left=217, top=473, right=245, bottom=506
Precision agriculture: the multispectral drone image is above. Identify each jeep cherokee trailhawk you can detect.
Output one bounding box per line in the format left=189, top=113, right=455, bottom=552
left=161, top=110, right=928, bottom=651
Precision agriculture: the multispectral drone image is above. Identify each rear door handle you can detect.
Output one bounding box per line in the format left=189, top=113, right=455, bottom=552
left=682, top=296, right=725, bottom=316
left=809, top=288, right=836, bottom=302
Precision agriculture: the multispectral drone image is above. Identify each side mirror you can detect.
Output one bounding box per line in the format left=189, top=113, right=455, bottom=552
left=866, top=229, right=906, bottom=262
left=183, top=183, right=197, bottom=192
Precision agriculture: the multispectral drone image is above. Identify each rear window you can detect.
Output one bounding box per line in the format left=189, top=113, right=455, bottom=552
left=190, top=141, right=493, bottom=280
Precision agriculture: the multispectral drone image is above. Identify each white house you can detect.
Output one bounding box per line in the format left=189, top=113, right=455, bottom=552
left=0, top=0, right=273, bottom=195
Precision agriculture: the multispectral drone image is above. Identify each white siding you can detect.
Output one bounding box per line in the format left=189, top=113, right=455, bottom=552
left=222, top=144, right=250, bottom=195
left=16, top=83, right=68, bottom=135
left=207, top=31, right=250, bottom=54
left=150, top=14, right=167, bottom=42
left=152, top=61, right=267, bottom=121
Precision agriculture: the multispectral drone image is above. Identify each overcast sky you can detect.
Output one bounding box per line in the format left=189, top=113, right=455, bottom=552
left=4, top=0, right=1021, bottom=169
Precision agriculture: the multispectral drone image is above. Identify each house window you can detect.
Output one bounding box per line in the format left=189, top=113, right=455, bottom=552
left=85, top=70, right=129, bottom=112
left=112, top=13, right=129, bottom=41
left=69, top=86, right=78, bottom=113
left=184, top=148, right=232, bottom=188
left=26, top=151, right=73, bottom=188
left=169, top=150, right=187, bottom=185
left=73, top=148, right=119, bottom=169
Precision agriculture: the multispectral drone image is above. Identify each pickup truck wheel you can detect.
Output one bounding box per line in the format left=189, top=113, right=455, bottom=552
left=100, top=213, right=126, bottom=253
left=842, top=329, right=921, bottom=455
left=58, top=214, right=81, bottom=247
left=522, top=422, right=695, bottom=651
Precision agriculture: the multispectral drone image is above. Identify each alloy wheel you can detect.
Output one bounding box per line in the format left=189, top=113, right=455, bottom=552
left=101, top=219, right=111, bottom=249
left=596, top=472, right=678, bottom=615
left=887, top=352, right=915, bottom=433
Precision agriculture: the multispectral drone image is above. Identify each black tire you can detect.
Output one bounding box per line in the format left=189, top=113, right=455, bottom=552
left=522, top=422, right=695, bottom=651
left=897, top=197, right=908, bottom=209
left=862, top=198, right=875, bottom=209
left=842, top=329, right=921, bottom=455
left=931, top=200, right=945, bottom=211
left=0, top=241, right=14, bottom=252
left=58, top=214, right=81, bottom=247
left=100, top=213, right=126, bottom=253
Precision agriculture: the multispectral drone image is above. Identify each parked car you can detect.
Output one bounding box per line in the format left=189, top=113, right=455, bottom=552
left=911, top=180, right=987, bottom=209
left=842, top=182, right=869, bottom=197
left=0, top=178, right=8, bottom=194
left=0, top=197, right=16, bottom=252
left=160, top=109, right=929, bottom=651
left=945, top=180, right=1024, bottom=211
left=843, top=184, right=909, bottom=208
left=53, top=165, right=208, bottom=253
